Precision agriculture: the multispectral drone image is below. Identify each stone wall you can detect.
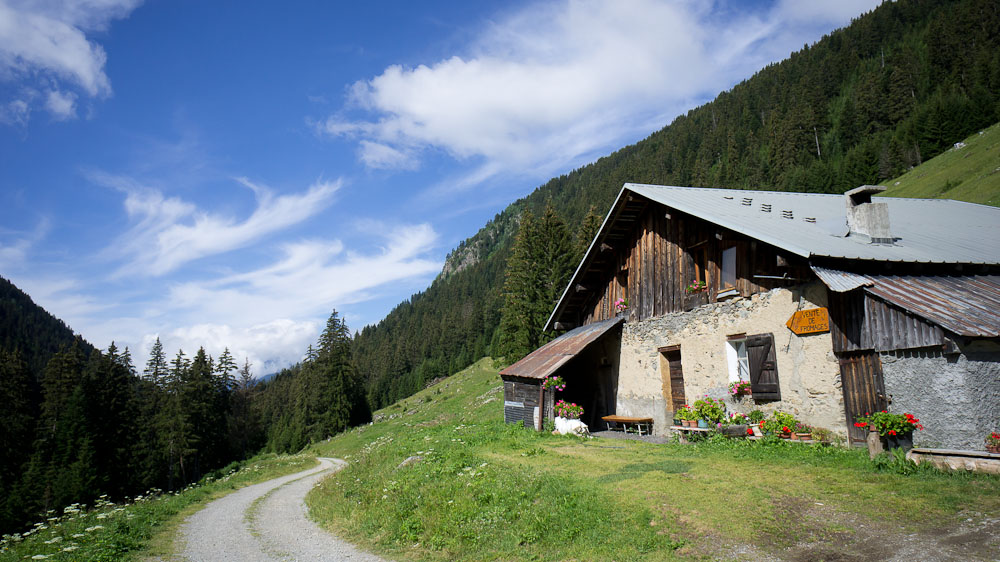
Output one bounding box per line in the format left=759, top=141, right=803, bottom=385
left=618, top=283, right=847, bottom=437
left=881, top=340, right=1000, bottom=451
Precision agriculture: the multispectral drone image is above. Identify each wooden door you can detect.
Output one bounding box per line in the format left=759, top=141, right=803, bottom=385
left=839, top=351, right=888, bottom=445
left=659, top=346, right=686, bottom=416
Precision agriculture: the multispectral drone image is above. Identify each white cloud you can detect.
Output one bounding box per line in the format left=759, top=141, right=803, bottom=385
left=45, top=88, right=76, bottom=119
left=0, top=217, right=49, bottom=270
left=321, top=0, right=879, bottom=189
left=0, top=0, right=142, bottom=124
left=157, top=319, right=320, bottom=376
left=86, top=222, right=441, bottom=373
left=358, top=140, right=419, bottom=170
left=167, top=222, right=441, bottom=323
left=103, top=176, right=341, bottom=276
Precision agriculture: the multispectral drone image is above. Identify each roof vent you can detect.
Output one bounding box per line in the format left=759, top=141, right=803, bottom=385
left=761, top=204, right=772, bottom=213
left=741, top=198, right=753, bottom=206
left=781, top=210, right=793, bottom=219
left=844, top=185, right=894, bottom=244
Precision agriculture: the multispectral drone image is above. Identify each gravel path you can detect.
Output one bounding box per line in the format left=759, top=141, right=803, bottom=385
left=178, top=457, right=385, bottom=561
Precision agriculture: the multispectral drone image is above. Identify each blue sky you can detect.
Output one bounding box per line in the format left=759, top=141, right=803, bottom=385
left=0, top=0, right=879, bottom=374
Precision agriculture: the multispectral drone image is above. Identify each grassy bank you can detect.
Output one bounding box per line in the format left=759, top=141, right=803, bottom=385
left=0, top=453, right=316, bottom=562
left=308, top=358, right=1000, bottom=561
left=883, top=121, right=1000, bottom=206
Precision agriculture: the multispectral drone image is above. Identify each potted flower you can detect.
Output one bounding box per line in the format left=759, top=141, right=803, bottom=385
left=986, top=431, right=1000, bottom=454
left=554, top=400, right=584, bottom=420
left=541, top=375, right=566, bottom=392
left=854, top=410, right=923, bottom=450
left=676, top=405, right=697, bottom=427
left=684, top=280, right=709, bottom=311
left=792, top=422, right=812, bottom=441
left=614, top=297, right=629, bottom=315
left=728, top=380, right=752, bottom=398
left=762, top=411, right=799, bottom=438
left=693, top=395, right=727, bottom=428
left=729, top=412, right=749, bottom=425
left=722, top=412, right=750, bottom=437
left=747, top=409, right=766, bottom=436
left=685, top=280, right=707, bottom=294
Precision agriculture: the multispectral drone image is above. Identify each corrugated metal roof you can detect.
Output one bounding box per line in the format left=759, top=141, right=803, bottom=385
left=626, top=184, right=1000, bottom=264
left=811, top=265, right=873, bottom=292
left=500, top=316, right=623, bottom=380
left=814, top=268, right=1000, bottom=337
left=863, top=274, right=1000, bottom=338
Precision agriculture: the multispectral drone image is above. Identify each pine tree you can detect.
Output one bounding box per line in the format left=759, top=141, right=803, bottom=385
left=498, top=204, right=574, bottom=360
left=144, top=337, right=168, bottom=387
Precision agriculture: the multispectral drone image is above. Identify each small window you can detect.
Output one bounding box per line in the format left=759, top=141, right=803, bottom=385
left=721, top=245, right=737, bottom=289
left=692, top=246, right=708, bottom=284
left=725, top=337, right=750, bottom=383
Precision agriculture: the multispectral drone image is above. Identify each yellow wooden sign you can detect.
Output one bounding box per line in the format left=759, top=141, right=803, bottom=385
left=786, top=307, right=830, bottom=335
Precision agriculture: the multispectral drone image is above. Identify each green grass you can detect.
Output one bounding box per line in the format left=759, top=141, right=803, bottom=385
left=308, top=358, right=1000, bottom=561
left=0, top=453, right=316, bottom=562
left=882, top=121, right=1000, bottom=206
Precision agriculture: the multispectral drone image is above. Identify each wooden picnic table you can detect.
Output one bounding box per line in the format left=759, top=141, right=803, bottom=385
left=601, top=415, right=654, bottom=436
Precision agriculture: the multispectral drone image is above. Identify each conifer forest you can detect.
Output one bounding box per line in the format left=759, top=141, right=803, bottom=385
left=1, top=0, right=998, bottom=536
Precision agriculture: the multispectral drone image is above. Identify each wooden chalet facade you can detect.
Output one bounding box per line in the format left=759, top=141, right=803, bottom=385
left=503, top=184, right=1000, bottom=449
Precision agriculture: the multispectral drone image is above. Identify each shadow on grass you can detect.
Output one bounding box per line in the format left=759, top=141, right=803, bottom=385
left=596, top=460, right=691, bottom=483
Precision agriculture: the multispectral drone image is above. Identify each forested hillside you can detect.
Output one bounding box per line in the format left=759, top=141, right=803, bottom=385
left=352, top=0, right=1000, bottom=409
left=0, top=277, right=96, bottom=375
left=0, top=279, right=366, bottom=535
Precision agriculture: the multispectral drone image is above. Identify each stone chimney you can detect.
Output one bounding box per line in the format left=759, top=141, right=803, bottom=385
left=844, top=185, right=894, bottom=244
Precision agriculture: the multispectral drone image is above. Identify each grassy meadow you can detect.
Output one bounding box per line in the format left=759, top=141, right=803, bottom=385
left=882, top=121, right=1000, bottom=206
left=307, top=358, right=1000, bottom=561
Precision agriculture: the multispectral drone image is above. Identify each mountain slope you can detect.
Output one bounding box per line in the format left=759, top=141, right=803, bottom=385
left=0, top=276, right=95, bottom=377
left=883, top=121, right=1000, bottom=206
left=353, top=0, right=1000, bottom=410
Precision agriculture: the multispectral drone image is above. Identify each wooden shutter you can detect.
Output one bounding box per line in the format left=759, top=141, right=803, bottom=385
left=747, top=333, right=780, bottom=400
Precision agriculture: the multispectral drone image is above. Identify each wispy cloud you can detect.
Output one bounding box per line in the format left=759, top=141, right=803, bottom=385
left=0, top=0, right=142, bottom=123
left=0, top=216, right=49, bottom=270
left=98, top=175, right=341, bottom=276
left=320, top=0, right=879, bottom=191
left=167, top=222, right=441, bottom=323
left=81, top=221, right=442, bottom=372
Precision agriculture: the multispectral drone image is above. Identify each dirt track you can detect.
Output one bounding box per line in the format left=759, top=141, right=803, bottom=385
left=177, top=457, right=384, bottom=561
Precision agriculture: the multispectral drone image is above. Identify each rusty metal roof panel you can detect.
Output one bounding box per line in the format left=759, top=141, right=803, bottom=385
left=863, top=274, right=1000, bottom=338
left=816, top=267, right=1000, bottom=337
left=500, top=316, right=623, bottom=379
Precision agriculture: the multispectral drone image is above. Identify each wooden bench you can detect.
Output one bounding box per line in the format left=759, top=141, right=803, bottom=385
left=602, top=415, right=653, bottom=436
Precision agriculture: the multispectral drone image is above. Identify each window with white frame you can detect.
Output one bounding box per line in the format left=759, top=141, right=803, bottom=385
left=725, top=335, right=750, bottom=384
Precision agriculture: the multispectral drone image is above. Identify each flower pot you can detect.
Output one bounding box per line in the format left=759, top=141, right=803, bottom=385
left=986, top=444, right=999, bottom=454
left=789, top=432, right=799, bottom=440
left=883, top=432, right=914, bottom=451
left=683, top=420, right=695, bottom=428
left=683, top=291, right=708, bottom=311
left=697, top=419, right=709, bottom=429
left=780, top=431, right=792, bottom=439
left=672, top=418, right=682, bottom=427
left=796, top=432, right=812, bottom=441
left=721, top=424, right=748, bottom=437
